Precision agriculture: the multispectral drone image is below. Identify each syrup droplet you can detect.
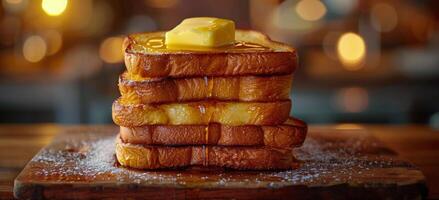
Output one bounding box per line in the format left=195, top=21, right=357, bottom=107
left=135, top=36, right=269, bottom=52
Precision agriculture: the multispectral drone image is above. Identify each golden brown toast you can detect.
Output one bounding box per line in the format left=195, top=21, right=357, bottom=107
left=120, top=117, right=307, bottom=148
left=123, top=30, right=297, bottom=78
left=119, top=71, right=293, bottom=104
left=115, top=136, right=298, bottom=170
left=112, top=99, right=291, bottom=126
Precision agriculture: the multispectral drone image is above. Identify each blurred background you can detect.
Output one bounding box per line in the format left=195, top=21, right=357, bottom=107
left=0, top=0, right=438, bottom=127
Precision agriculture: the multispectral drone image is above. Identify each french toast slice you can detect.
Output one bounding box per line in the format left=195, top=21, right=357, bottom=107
left=119, top=71, right=293, bottom=104
left=115, top=136, right=298, bottom=170
left=112, top=99, right=291, bottom=126
left=124, top=30, right=297, bottom=78
left=120, top=117, right=307, bottom=148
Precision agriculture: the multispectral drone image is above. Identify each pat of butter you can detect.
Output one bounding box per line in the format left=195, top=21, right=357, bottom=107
left=165, top=17, right=235, bottom=48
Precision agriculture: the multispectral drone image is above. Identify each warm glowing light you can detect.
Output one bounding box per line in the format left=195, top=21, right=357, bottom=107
left=5, top=0, right=22, bottom=4
left=99, top=37, right=124, bottom=63
left=335, top=124, right=364, bottom=130
left=322, top=32, right=340, bottom=60
left=296, top=0, right=327, bottom=21
left=334, top=87, right=369, bottom=113
left=42, top=0, right=68, bottom=16
left=272, top=0, right=317, bottom=31
left=370, top=3, right=398, bottom=32
left=325, top=0, right=357, bottom=15
left=23, top=35, right=47, bottom=63
left=337, top=32, right=366, bottom=69
left=43, top=30, right=62, bottom=55
left=63, top=45, right=103, bottom=78
left=2, top=0, right=26, bottom=12
left=63, top=0, right=113, bottom=37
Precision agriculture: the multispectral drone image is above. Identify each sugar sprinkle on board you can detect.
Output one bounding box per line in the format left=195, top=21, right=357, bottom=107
left=14, top=126, right=427, bottom=199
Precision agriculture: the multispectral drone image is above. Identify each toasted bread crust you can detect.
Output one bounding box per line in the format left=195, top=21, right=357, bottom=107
left=115, top=136, right=298, bottom=170
left=112, top=99, right=291, bottom=126
left=124, top=30, right=298, bottom=78
left=120, top=117, right=307, bottom=148
left=119, top=72, right=293, bottom=104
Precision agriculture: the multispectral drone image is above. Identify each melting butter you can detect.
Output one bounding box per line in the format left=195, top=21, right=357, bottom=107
left=165, top=17, right=235, bottom=48
left=133, top=36, right=268, bottom=52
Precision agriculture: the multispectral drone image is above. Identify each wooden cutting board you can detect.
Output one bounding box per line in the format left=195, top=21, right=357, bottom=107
left=14, top=126, right=427, bottom=200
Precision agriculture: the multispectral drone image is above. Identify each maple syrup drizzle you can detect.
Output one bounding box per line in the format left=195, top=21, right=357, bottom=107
left=202, top=145, right=209, bottom=166
left=207, top=77, right=214, bottom=97
left=149, top=126, right=155, bottom=144
left=205, top=126, right=209, bottom=144
left=136, top=36, right=269, bottom=52
left=205, top=146, right=209, bottom=166
left=203, top=125, right=210, bottom=166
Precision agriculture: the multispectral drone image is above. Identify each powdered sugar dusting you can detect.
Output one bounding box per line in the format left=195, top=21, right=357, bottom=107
left=32, top=135, right=179, bottom=185
left=26, top=129, right=415, bottom=188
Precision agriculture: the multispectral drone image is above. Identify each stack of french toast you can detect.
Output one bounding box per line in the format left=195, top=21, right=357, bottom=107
left=113, top=17, right=307, bottom=170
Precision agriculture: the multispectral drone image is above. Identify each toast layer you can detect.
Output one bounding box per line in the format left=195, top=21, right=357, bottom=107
left=115, top=136, right=298, bottom=170
left=119, top=72, right=293, bottom=104
left=124, top=30, right=297, bottom=78
left=120, top=117, right=307, bottom=148
left=112, top=99, right=291, bottom=126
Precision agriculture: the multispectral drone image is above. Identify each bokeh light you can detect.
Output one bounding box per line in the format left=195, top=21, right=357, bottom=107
left=42, top=0, right=68, bottom=16
left=295, top=0, right=327, bottom=21
left=99, top=37, right=124, bottom=63
left=322, top=32, right=340, bottom=60
left=42, top=30, right=62, bottom=55
left=337, top=32, right=366, bottom=69
left=325, top=0, right=357, bottom=16
left=86, top=1, right=114, bottom=36
left=62, top=45, right=102, bottom=79
left=66, top=0, right=113, bottom=37
left=370, top=3, right=398, bottom=32
left=334, top=87, right=369, bottom=113
left=335, top=124, right=364, bottom=130
left=23, top=35, right=47, bottom=63
left=0, top=0, right=437, bottom=127
left=64, top=0, right=92, bottom=31
left=5, top=0, right=21, bottom=4
left=271, top=0, right=317, bottom=32
left=2, top=0, right=27, bottom=13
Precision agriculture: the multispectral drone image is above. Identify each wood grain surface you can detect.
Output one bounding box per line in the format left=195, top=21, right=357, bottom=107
left=10, top=125, right=427, bottom=199
left=0, top=124, right=437, bottom=199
